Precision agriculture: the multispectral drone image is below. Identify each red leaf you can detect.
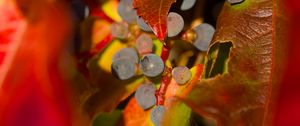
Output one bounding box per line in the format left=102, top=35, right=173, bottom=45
left=0, top=1, right=73, bottom=126
left=133, top=0, right=176, bottom=41
left=274, top=0, right=300, bottom=125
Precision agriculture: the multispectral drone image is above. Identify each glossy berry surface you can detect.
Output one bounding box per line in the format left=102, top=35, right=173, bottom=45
left=111, top=58, right=136, bottom=80
left=135, top=82, right=157, bottom=110
left=139, top=54, right=165, bottom=77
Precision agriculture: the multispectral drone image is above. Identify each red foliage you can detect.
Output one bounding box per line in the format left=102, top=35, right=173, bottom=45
left=0, top=1, right=72, bottom=126
left=274, top=0, right=300, bottom=125
left=0, top=0, right=299, bottom=125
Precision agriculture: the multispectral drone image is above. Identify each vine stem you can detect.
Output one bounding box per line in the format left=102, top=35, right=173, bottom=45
left=156, top=40, right=172, bottom=105
left=160, top=41, right=171, bottom=62
left=155, top=67, right=172, bottom=105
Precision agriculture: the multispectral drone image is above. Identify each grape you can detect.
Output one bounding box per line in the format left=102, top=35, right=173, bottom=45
left=193, top=23, right=215, bottom=51
left=137, top=17, right=152, bottom=32
left=172, top=66, right=192, bottom=85
left=111, top=58, right=136, bottom=80
left=139, top=54, right=165, bottom=77
left=118, top=0, right=137, bottom=24
left=135, top=82, right=157, bottom=110
left=112, top=47, right=139, bottom=64
left=111, top=22, right=129, bottom=39
left=180, top=0, right=196, bottom=11
left=227, top=0, right=244, bottom=4
left=167, top=12, right=184, bottom=37
left=136, top=34, right=153, bottom=55
left=151, top=105, right=166, bottom=126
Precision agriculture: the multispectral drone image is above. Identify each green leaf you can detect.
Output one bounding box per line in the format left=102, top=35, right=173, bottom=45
left=93, top=110, right=123, bottom=126
left=162, top=99, right=192, bottom=126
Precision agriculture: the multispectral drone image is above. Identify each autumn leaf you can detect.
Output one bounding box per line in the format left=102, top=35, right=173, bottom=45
left=133, top=0, right=176, bottom=41
left=178, top=0, right=279, bottom=125
left=123, top=98, right=154, bottom=126
left=273, top=0, right=300, bottom=125
left=159, top=64, right=203, bottom=126
left=162, top=99, right=192, bottom=126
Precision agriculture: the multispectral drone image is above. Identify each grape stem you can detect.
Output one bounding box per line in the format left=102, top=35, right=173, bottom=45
left=156, top=40, right=172, bottom=105
left=160, top=40, right=171, bottom=63
left=155, top=67, right=172, bottom=105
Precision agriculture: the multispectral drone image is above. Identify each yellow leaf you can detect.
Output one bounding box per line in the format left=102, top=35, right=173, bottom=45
left=98, top=39, right=127, bottom=72
left=102, top=0, right=122, bottom=22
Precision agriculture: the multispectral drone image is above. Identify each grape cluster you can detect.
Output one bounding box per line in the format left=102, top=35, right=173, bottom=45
left=111, top=47, right=138, bottom=80
left=111, top=0, right=216, bottom=125
left=111, top=0, right=168, bottom=80
left=111, top=47, right=165, bottom=80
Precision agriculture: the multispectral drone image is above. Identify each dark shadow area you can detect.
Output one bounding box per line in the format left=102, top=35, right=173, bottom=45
left=205, top=42, right=233, bottom=78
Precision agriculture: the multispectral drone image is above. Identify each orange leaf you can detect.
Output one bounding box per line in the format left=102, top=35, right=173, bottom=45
left=123, top=98, right=153, bottom=126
